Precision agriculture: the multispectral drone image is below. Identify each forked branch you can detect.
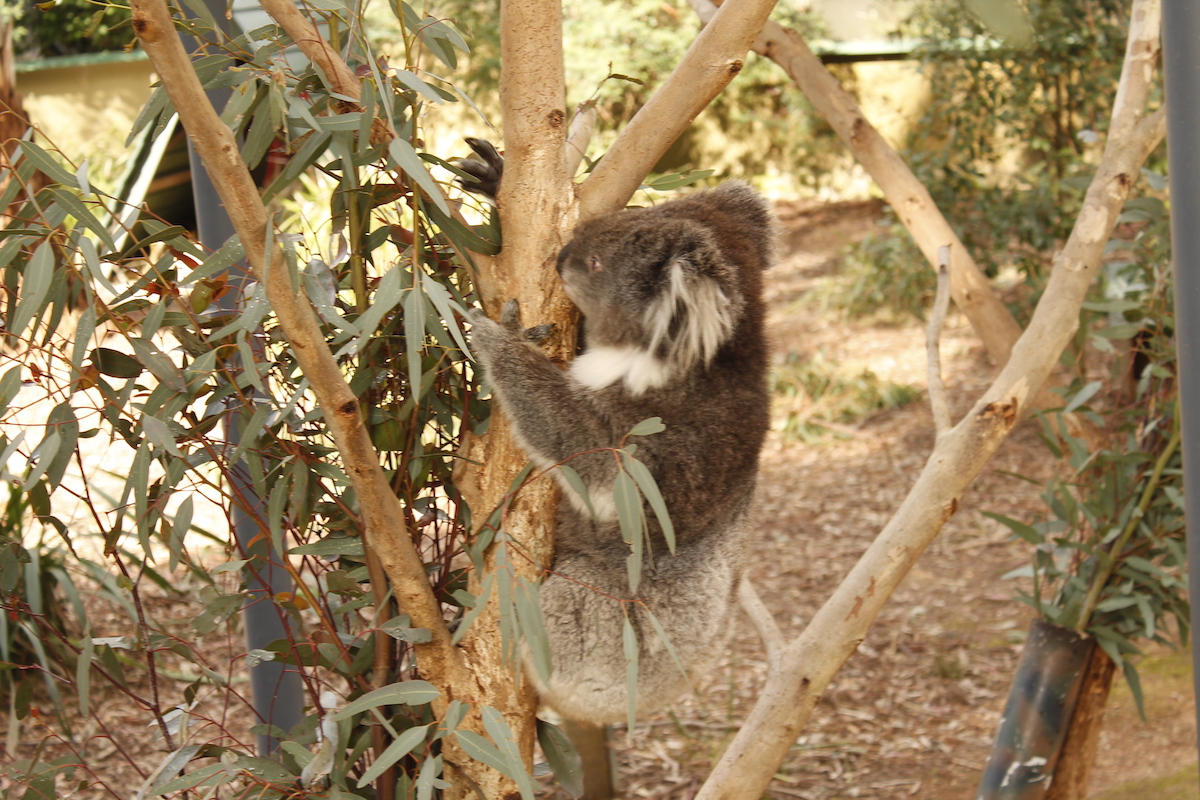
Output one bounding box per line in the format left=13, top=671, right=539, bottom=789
left=130, top=0, right=469, bottom=695
left=694, top=1, right=1164, bottom=797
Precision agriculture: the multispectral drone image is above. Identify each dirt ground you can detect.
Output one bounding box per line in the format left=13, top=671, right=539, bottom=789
left=597, top=198, right=1199, bottom=800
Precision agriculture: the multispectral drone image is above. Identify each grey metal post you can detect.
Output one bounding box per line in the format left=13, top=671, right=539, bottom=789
left=1162, top=0, right=1200, bottom=768
left=182, top=4, right=304, bottom=754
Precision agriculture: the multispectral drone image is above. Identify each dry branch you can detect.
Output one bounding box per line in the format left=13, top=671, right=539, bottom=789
left=130, top=0, right=470, bottom=697
left=688, top=0, right=1025, bottom=367
left=693, top=1, right=1164, bottom=797
left=577, top=0, right=779, bottom=219
left=926, top=248, right=952, bottom=439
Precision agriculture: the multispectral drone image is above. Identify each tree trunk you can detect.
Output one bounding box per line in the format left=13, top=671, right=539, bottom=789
left=1044, top=647, right=1117, bottom=800
left=563, top=720, right=619, bottom=800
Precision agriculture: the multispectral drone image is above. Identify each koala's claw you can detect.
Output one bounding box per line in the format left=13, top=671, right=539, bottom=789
left=524, top=323, right=555, bottom=342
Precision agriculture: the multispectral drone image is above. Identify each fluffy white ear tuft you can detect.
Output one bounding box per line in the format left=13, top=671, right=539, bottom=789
left=643, top=261, right=736, bottom=372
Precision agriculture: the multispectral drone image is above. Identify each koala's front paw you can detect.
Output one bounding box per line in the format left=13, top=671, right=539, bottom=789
left=499, top=298, right=524, bottom=331
left=498, top=299, right=554, bottom=341
left=466, top=307, right=506, bottom=364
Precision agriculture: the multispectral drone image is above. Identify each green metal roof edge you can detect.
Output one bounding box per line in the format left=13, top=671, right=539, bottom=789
left=15, top=49, right=149, bottom=73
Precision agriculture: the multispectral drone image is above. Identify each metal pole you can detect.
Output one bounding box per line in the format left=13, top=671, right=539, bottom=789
left=1161, top=0, right=1200, bottom=771
left=181, top=4, right=304, bottom=754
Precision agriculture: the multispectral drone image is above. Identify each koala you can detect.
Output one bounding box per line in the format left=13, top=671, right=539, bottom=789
left=468, top=181, right=773, bottom=724
left=455, top=137, right=504, bottom=199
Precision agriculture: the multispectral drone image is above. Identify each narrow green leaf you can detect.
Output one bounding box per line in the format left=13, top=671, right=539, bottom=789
left=393, top=69, right=444, bottom=103
left=388, top=137, right=451, bottom=216
left=482, top=707, right=537, bottom=800
left=142, top=415, right=182, bottom=458
left=1063, top=380, right=1103, bottom=414
left=622, top=453, right=674, bottom=555
left=76, top=635, right=93, bottom=717
left=288, top=536, right=364, bottom=557
left=90, top=347, right=143, bottom=379
left=0, top=367, right=22, bottom=416
left=47, top=187, right=115, bottom=252
left=556, top=465, right=596, bottom=521
left=170, top=496, right=194, bottom=573
left=13, top=141, right=79, bottom=189
left=70, top=305, right=97, bottom=384
left=623, top=615, right=639, bottom=731
left=613, top=468, right=642, bottom=547
left=514, top=577, right=551, bottom=685
left=404, top=282, right=428, bottom=400
left=329, top=680, right=441, bottom=720
left=11, top=241, right=55, bottom=340
left=356, top=724, right=430, bottom=787
left=354, top=264, right=403, bottom=338
left=980, top=511, right=1044, bottom=544
left=24, top=431, right=60, bottom=487
left=44, top=402, right=79, bottom=490
left=454, top=730, right=509, bottom=775
left=1122, top=659, right=1146, bottom=722
left=242, top=97, right=280, bottom=170
left=628, top=417, right=665, bottom=437
left=643, top=607, right=689, bottom=680
left=536, top=720, right=584, bottom=798
left=421, top=273, right=472, bottom=356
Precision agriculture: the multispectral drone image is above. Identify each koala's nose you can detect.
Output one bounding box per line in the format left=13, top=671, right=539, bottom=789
left=556, top=242, right=573, bottom=275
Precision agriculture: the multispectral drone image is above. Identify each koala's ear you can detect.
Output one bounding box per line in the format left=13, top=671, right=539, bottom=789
left=642, top=231, right=743, bottom=369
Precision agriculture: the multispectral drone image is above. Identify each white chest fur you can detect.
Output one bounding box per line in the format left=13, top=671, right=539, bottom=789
left=568, top=345, right=675, bottom=396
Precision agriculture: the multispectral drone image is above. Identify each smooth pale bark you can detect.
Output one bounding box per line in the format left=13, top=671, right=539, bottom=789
left=448, top=1, right=575, bottom=796
left=693, top=1, right=1163, bottom=797
left=577, top=0, right=780, bottom=219
left=129, top=0, right=472, bottom=704
left=689, top=0, right=1024, bottom=366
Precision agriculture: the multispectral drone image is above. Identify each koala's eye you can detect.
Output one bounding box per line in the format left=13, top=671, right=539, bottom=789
left=586, top=255, right=603, bottom=273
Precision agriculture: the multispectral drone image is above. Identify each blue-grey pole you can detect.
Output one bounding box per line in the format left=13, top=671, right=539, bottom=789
left=182, top=4, right=304, bottom=754
left=1162, top=0, right=1200, bottom=771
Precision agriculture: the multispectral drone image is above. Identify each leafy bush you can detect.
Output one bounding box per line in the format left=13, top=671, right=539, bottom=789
left=4, top=0, right=134, bottom=58
left=986, top=171, right=1183, bottom=717
left=808, top=216, right=937, bottom=321
left=773, top=351, right=920, bottom=442
left=901, top=0, right=1138, bottom=279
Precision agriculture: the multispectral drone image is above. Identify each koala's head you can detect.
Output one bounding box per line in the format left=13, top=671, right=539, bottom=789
left=557, top=212, right=745, bottom=370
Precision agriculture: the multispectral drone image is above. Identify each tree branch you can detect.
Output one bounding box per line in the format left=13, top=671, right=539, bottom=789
left=565, top=102, right=598, bottom=179
left=738, top=577, right=784, bottom=667
left=694, top=1, right=1164, bottom=797
left=130, top=0, right=468, bottom=695
left=576, top=0, right=778, bottom=219
left=688, top=0, right=1026, bottom=367
left=926, top=248, right=953, bottom=440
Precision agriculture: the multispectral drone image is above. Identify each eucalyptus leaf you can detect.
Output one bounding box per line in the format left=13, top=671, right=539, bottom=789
left=536, top=720, right=584, bottom=798
left=330, top=680, right=441, bottom=720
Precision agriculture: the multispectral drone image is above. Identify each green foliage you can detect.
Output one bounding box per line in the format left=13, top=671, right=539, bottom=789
left=810, top=215, right=938, bottom=320
left=5, top=0, right=134, bottom=58
left=0, top=1, right=580, bottom=795
left=901, top=0, right=1139, bottom=278
left=0, top=0, right=700, bottom=792
left=441, top=0, right=838, bottom=186
left=773, top=351, right=921, bottom=442
left=988, top=171, right=1183, bottom=719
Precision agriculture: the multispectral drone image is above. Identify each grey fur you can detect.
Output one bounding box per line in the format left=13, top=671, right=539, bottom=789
left=468, top=182, right=773, bottom=723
